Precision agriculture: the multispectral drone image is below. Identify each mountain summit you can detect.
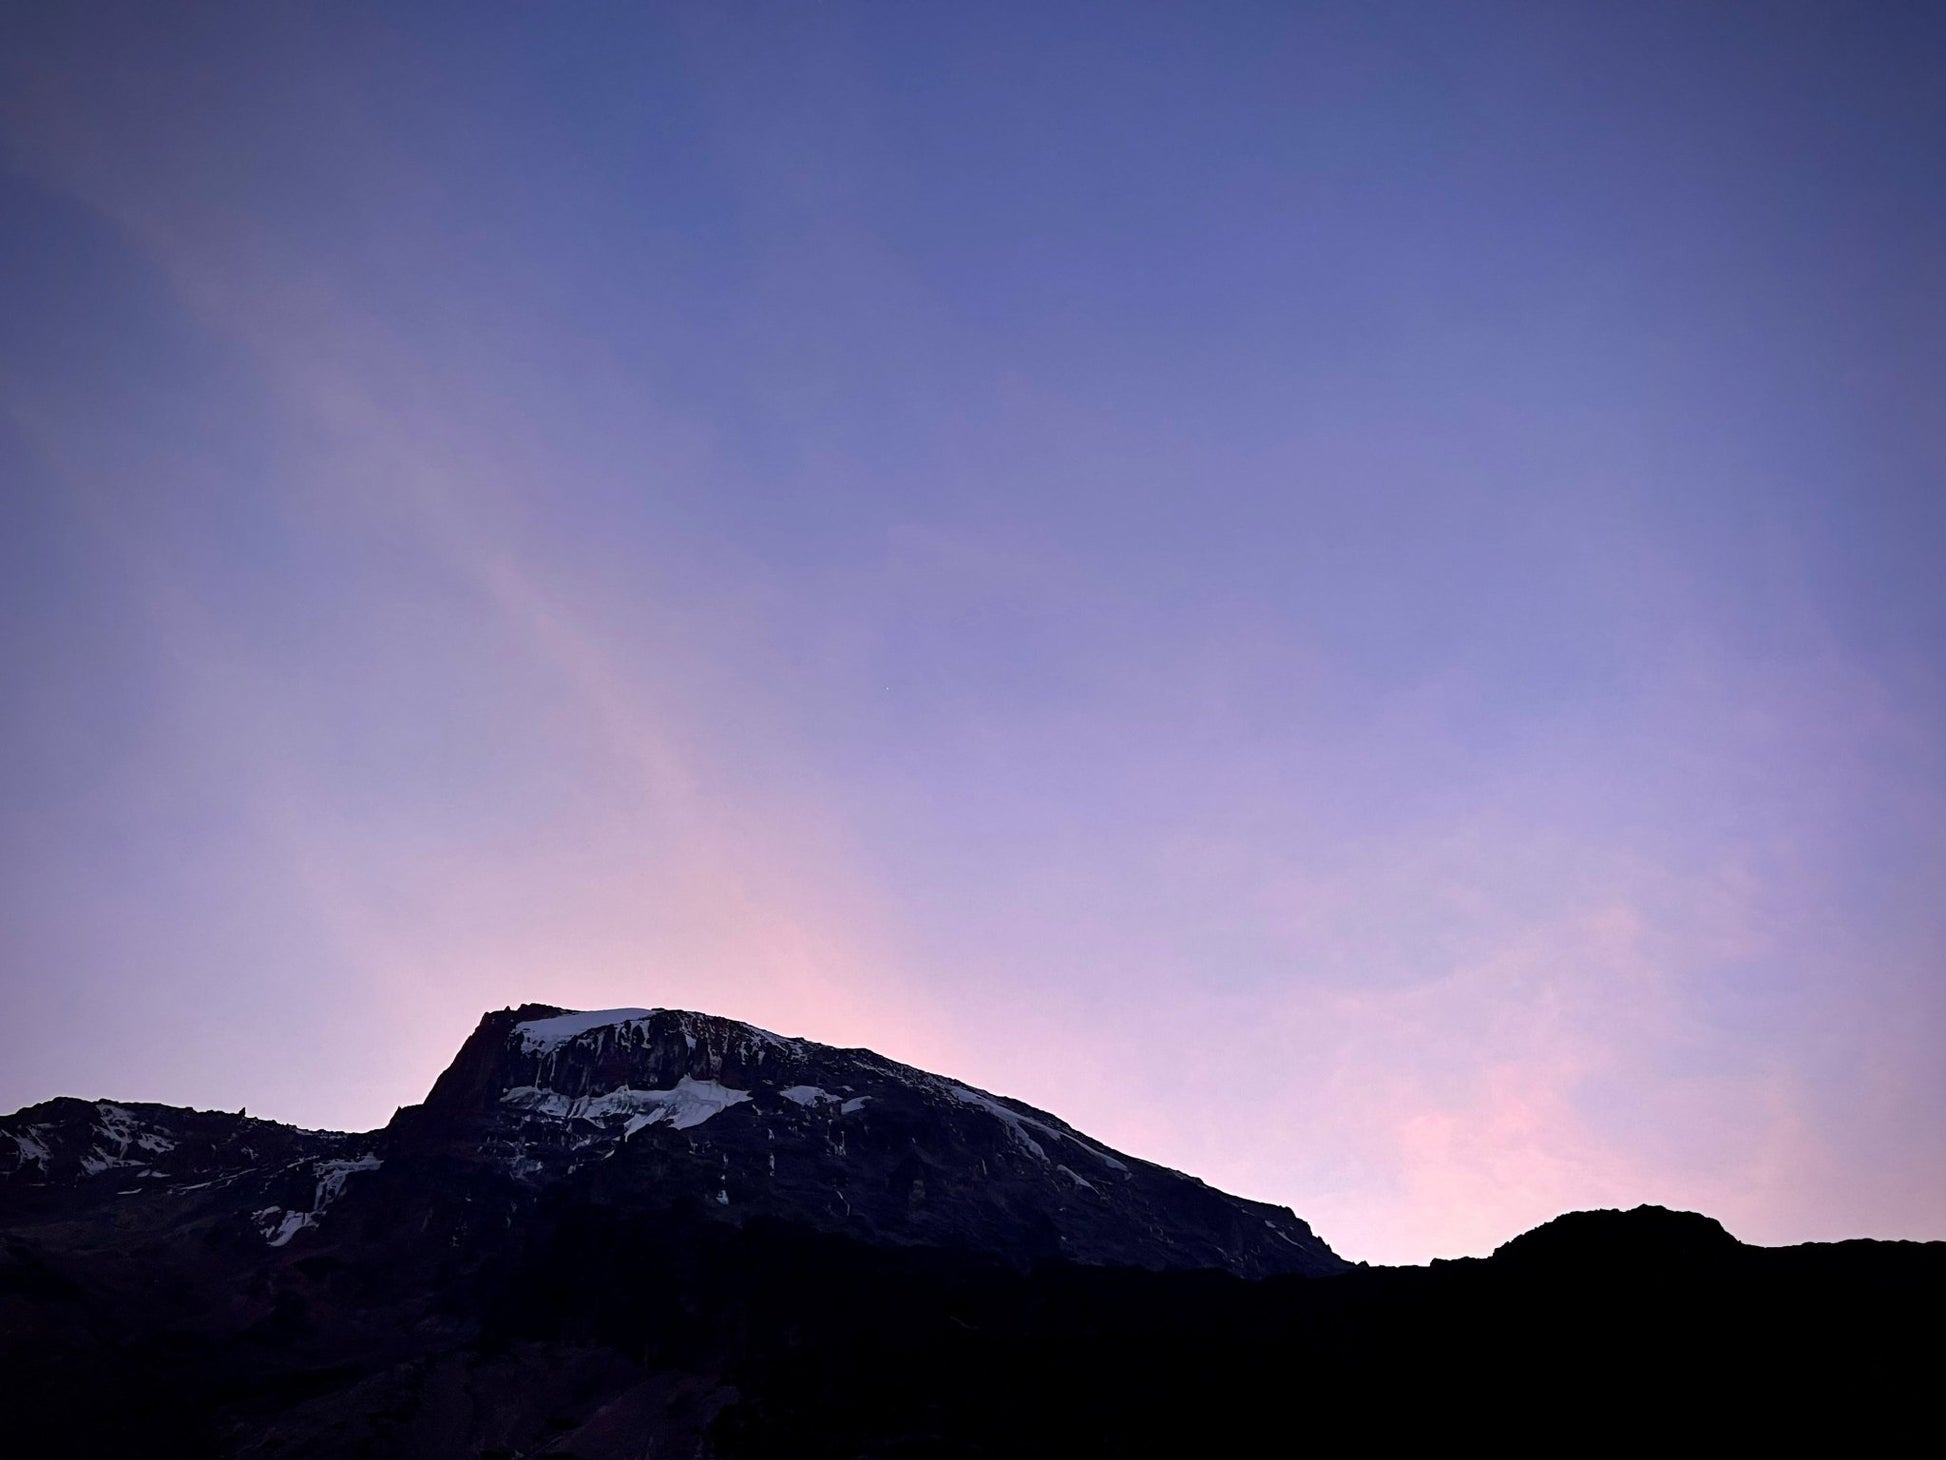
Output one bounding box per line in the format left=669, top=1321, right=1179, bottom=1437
left=395, top=1003, right=1342, bottom=1276
left=2, top=1001, right=1342, bottom=1277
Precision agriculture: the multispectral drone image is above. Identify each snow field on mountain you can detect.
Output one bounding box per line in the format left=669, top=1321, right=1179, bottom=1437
left=502, top=1076, right=753, bottom=1132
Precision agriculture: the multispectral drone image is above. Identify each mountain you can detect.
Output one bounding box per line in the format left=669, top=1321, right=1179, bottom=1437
left=395, top=1004, right=1342, bottom=1277
left=4, top=1003, right=1340, bottom=1277
left=3, top=1003, right=1940, bottom=1456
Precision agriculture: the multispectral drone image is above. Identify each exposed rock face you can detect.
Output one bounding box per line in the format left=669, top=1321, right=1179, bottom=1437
left=0, top=1095, right=365, bottom=1244
left=1, top=1097, right=342, bottom=1189
left=386, top=1003, right=1344, bottom=1278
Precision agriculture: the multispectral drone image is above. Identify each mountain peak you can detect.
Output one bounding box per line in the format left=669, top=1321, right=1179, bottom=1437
left=389, top=1001, right=1345, bottom=1278
left=4, top=1000, right=1343, bottom=1277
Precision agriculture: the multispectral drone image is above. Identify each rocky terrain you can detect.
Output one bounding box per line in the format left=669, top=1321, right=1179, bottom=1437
left=4, top=1003, right=1341, bottom=1279
left=2, top=1003, right=1938, bottom=1455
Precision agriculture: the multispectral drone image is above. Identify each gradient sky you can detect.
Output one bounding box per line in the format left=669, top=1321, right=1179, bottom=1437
left=3, top=2, right=1943, bottom=1264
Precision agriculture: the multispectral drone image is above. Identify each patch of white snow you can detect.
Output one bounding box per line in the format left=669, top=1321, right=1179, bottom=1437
left=11, top=1132, right=51, bottom=1170
left=266, top=1209, right=316, bottom=1247
left=502, top=1076, right=752, bottom=1132
left=945, top=1085, right=1129, bottom=1172
left=313, top=1155, right=382, bottom=1207
left=1264, top=1219, right=1311, bottom=1248
left=947, top=1086, right=1048, bottom=1161
left=255, top=1154, right=381, bottom=1247
left=513, top=1008, right=656, bottom=1054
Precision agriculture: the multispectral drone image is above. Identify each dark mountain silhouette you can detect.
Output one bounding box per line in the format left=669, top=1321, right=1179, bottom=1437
left=3, top=1004, right=1339, bottom=1277
left=2, top=1004, right=1938, bottom=1455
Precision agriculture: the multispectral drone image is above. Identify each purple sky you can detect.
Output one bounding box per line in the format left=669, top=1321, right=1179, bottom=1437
left=2, top=3, right=1942, bottom=1264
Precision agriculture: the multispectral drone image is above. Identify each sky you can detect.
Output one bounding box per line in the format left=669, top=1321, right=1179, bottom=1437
left=2, top=2, right=1942, bottom=1265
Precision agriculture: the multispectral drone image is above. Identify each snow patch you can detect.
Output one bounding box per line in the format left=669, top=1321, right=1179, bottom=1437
left=513, top=1008, right=656, bottom=1054
left=502, top=1076, right=752, bottom=1132
left=264, top=1209, right=316, bottom=1247
left=949, top=1086, right=1048, bottom=1161
left=512, top=1006, right=803, bottom=1063
left=742, top=1024, right=801, bottom=1054
left=1264, top=1219, right=1313, bottom=1249
left=72, top=1103, right=176, bottom=1177
left=256, top=1154, right=381, bottom=1247
left=780, top=1085, right=866, bottom=1114
left=314, top=1155, right=382, bottom=1206
left=945, top=1085, right=1129, bottom=1172
left=10, top=1131, right=51, bottom=1171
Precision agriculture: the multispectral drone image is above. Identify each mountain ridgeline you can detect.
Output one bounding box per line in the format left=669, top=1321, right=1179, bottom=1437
left=399, top=1004, right=1341, bottom=1276
left=2, top=1004, right=1939, bottom=1456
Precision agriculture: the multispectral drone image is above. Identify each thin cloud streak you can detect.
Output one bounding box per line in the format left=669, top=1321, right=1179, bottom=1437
left=1, top=49, right=953, bottom=1120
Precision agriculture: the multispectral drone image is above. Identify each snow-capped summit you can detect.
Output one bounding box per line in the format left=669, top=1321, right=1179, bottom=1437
left=387, top=1003, right=1345, bottom=1277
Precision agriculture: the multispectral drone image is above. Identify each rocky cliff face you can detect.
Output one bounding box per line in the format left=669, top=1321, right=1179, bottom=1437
left=0, top=1095, right=364, bottom=1244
